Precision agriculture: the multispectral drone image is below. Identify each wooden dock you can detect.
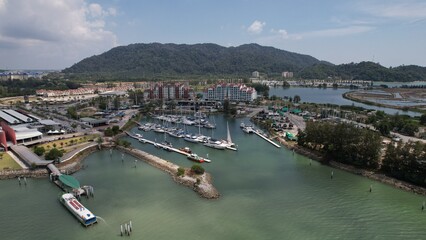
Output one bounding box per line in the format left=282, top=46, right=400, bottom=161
left=252, top=130, right=281, bottom=148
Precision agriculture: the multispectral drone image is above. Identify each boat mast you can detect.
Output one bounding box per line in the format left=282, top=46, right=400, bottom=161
left=227, top=121, right=232, bottom=143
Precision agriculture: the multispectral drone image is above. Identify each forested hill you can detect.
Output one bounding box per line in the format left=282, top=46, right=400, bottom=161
left=299, top=62, right=426, bottom=82
left=62, top=43, right=322, bottom=79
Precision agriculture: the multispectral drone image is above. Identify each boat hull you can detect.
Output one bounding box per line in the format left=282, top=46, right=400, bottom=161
left=60, top=193, right=97, bottom=227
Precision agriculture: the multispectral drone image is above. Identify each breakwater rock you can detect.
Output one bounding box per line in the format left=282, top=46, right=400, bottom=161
left=117, top=146, right=220, bottom=199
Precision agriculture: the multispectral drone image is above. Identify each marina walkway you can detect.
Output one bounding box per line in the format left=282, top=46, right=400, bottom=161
left=126, top=132, right=212, bottom=162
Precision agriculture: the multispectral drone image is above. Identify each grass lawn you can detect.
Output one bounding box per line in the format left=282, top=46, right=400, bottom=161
left=0, top=152, right=22, bottom=170
left=36, top=134, right=99, bottom=153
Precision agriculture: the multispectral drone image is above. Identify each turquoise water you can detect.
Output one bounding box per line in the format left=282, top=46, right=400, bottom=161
left=1, top=116, right=426, bottom=239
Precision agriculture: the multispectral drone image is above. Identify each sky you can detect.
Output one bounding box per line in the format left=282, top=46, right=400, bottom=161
left=0, top=0, right=426, bottom=70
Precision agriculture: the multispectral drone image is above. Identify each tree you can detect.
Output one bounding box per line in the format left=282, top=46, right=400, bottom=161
left=177, top=167, right=185, bottom=176
left=67, top=107, right=78, bottom=119
left=45, top=148, right=64, bottom=160
left=113, top=96, right=120, bottom=109
left=293, top=95, right=301, bottom=103
left=191, top=164, right=205, bottom=175
left=104, top=127, right=114, bottom=137
left=112, top=125, right=120, bottom=135
left=420, top=114, right=426, bottom=126
left=34, top=146, right=45, bottom=156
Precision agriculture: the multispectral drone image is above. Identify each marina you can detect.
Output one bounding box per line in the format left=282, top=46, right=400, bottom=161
left=126, top=131, right=212, bottom=163
left=241, top=123, right=281, bottom=148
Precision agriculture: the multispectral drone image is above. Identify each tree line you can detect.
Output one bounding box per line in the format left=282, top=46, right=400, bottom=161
left=297, top=121, right=382, bottom=169
left=298, top=121, right=426, bottom=187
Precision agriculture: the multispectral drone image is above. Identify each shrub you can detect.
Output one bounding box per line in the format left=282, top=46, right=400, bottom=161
left=177, top=167, right=185, bottom=176
left=191, top=164, right=205, bottom=175
left=34, top=146, right=45, bottom=156
left=45, top=148, right=64, bottom=160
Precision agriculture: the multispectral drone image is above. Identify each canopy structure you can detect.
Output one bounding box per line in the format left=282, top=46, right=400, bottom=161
left=59, top=175, right=80, bottom=189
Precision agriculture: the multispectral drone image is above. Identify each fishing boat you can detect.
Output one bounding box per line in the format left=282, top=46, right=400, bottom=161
left=60, top=193, right=97, bottom=227
left=187, top=153, right=205, bottom=163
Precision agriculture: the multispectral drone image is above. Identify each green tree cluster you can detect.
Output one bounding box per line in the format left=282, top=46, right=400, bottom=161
left=298, top=121, right=382, bottom=169
left=368, top=111, right=419, bottom=136
left=33, top=146, right=45, bottom=156
left=45, top=148, right=64, bottom=160
left=191, top=164, right=205, bottom=175
left=382, top=141, right=426, bottom=186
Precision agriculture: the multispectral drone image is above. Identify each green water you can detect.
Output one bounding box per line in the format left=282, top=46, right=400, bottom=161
left=1, top=116, right=426, bottom=239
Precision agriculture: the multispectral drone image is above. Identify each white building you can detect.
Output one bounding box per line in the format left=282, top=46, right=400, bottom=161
left=252, top=71, right=260, bottom=78
left=205, top=83, right=257, bottom=102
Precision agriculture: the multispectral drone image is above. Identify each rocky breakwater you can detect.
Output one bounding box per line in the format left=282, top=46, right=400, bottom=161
left=117, top=146, right=220, bottom=199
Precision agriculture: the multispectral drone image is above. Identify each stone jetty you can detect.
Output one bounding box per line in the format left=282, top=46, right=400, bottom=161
left=117, top=146, right=220, bottom=199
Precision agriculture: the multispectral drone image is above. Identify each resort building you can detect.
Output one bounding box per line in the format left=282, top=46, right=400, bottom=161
left=282, top=71, right=294, bottom=78
left=204, top=83, right=257, bottom=102
left=143, top=82, right=192, bottom=100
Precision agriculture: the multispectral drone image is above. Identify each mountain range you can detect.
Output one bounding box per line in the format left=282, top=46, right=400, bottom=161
left=63, top=43, right=426, bottom=82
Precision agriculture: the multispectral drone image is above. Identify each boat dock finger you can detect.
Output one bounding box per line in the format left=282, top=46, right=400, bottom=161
left=126, top=132, right=212, bottom=163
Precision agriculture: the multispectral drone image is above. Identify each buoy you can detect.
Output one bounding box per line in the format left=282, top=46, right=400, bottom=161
left=422, top=201, right=425, bottom=211
left=369, top=185, right=372, bottom=193
left=134, top=160, right=137, bottom=168
left=331, top=171, right=334, bottom=179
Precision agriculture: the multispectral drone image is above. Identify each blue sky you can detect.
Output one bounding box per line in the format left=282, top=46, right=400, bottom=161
left=0, top=0, right=425, bottom=69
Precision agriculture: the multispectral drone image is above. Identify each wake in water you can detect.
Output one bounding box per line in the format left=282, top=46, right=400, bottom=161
left=97, top=216, right=109, bottom=226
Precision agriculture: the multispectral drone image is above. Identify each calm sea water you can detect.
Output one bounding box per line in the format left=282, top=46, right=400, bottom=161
left=269, top=87, right=421, bottom=116
left=1, top=115, right=426, bottom=239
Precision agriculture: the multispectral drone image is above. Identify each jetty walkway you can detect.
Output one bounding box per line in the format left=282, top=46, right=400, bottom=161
left=125, top=132, right=212, bottom=162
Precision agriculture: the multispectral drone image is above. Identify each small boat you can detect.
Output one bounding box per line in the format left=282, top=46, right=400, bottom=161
left=242, top=126, right=254, bottom=134
left=204, top=123, right=216, bottom=129
left=203, top=140, right=226, bottom=150
left=240, top=122, right=245, bottom=128
left=134, top=133, right=143, bottom=139
left=60, top=193, right=97, bottom=227
left=184, top=135, right=200, bottom=143
left=187, top=153, right=205, bottom=163
left=153, top=127, right=165, bottom=133
left=179, top=147, right=192, bottom=154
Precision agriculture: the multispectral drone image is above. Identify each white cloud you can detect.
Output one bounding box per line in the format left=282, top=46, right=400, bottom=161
left=361, top=1, right=426, bottom=19
left=0, top=0, right=117, bottom=69
left=301, top=26, right=374, bottom=38
left=247, top=20, right=266, bottom=34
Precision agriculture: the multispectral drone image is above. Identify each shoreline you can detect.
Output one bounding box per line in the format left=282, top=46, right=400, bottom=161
left=0, top=143, right=220, bottom=199
left=277, top=137, right=426, bottom=195
left=343, top=91, right=425, bottom=113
